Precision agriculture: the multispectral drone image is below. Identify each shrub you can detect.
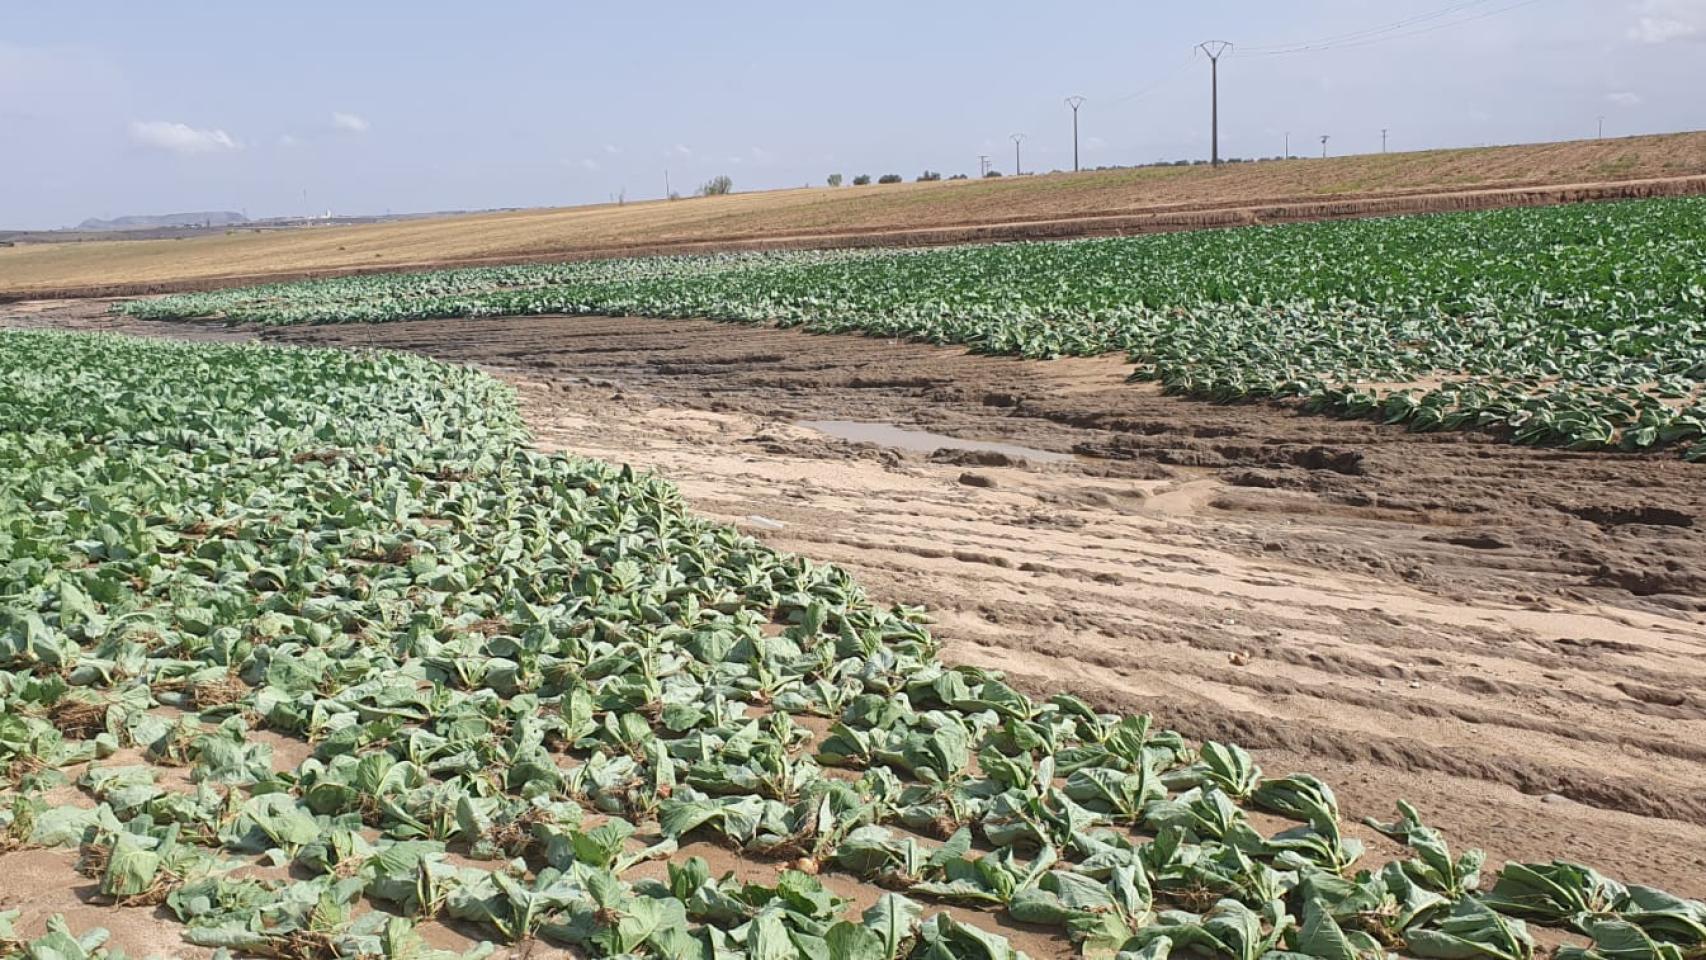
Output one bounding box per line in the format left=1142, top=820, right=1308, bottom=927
left=852, top=174, right=872, bottom=186
left=878, top=174, right=902, bottom=184
left=827, top=174, right=844, bottom=187
left=698, top=175, right=734, bottom=196
left=917, top=170, right=942, bottom=182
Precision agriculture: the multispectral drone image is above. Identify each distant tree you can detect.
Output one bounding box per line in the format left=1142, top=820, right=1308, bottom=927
left=852, top=174, right=872, bottom=186
left=948, top=173, right=968, bottom=180
left=698, top=175, right=734, bottom=196
left=983, top=169, right=1003, bottom=178
left=917, top=170, right=942, bottom=182
left=827, top=173, right=844, bottom=187
left=878, top=174, right=903, bottom=184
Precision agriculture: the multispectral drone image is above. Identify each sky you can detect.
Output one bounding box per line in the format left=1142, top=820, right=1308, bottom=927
left=2, top=0, right=1703, bottom=229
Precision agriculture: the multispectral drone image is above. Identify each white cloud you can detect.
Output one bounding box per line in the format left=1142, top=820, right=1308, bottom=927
left=1630, top=16, right=1698, bottom=41
left=1628, top=0, right=1704, bottom=42
left=1606, top=91, right=1643, bottom=106
left=672, top=143, right=693, bottom=157
left=602, top=143, right=621, bottom=155
left=331, top=111, right=370, bottom=133
left=1086, top=136, right=1107, bottom=150
left=277, top=133, right=299, bottom=147
left=128, top=120, right=239, bottom=154
left=749, top=146, right=776, bottom=164
left=579, top=157, right=600, bottom=171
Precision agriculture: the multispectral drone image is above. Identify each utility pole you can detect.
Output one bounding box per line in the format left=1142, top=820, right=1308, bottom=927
left=1065, top=96, right=1086, bottom=172
left=664, top=169, right=672, bottom=199
left=1320, top=135, right=1330, bottom=159
left=978, top=155, right=990, bottom=178
left=1011, top=133, right=1026, bottom=176
left=1284, top=132, right=1290, bottom=160
left=1382, top=129, right=1389, bottom=154
left=1197, top=41, right=1233, bottom=166
left=1598, top=116, right=1605, bottom=139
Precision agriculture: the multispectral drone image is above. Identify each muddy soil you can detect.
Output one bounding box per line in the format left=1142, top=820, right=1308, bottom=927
left=5, top=301, right=1705, bottom=953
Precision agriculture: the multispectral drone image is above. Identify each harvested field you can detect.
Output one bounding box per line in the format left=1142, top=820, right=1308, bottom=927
left=4, top=132, right=1706, bottom=298
left=5, top=300, right=1703, bottom=960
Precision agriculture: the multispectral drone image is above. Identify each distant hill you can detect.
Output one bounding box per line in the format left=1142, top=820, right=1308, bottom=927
left=76, top=211, right=248, bottom=232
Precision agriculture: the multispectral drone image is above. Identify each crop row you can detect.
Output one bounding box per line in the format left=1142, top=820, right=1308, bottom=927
left=118, top=197, right=1706, bottom=459
left=4, top=331, right=1703, bottom=959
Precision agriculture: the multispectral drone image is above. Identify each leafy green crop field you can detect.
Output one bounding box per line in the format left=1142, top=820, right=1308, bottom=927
left=4, top=331, right=1705, bottom=959
left=119, top=197, right=1706, bottom=459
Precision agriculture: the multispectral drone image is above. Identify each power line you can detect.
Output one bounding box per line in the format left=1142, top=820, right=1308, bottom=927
left=1041, top=0, right=1546, bottom=172
left=1086, top=0, right=1542, bottom=124
left=1241, top=0, right=1503, bottom=53
left=1106, top=54, right=1197, bottom=106
left=1240, top=0, right=1550, bottom=57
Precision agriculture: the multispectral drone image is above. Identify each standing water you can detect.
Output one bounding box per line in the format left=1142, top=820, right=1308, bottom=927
left=798, top=420, right=1074, bottom=463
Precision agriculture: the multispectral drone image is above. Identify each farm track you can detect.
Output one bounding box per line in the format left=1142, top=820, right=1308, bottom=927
left=7, top=302, right=1706, bottom=908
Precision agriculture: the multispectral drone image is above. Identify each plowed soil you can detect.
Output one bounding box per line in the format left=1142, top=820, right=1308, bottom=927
left=5, top=300, right=1705, bottom=954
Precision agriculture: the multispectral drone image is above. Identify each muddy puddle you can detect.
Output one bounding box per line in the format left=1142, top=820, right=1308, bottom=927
left=798, top=419, right=1075, bottom=463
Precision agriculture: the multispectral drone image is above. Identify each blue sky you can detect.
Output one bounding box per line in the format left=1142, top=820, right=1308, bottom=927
left=2, top=0, right=1703, bottom=228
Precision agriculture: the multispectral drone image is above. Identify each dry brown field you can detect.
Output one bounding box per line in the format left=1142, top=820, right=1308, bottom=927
left=5, top=132, right=1706, bottom=298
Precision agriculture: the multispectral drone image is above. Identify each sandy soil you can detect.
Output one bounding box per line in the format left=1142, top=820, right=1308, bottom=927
left=5, top=132, right=1706, bottom=298
left=4, top=302, right=1704, bottom=955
